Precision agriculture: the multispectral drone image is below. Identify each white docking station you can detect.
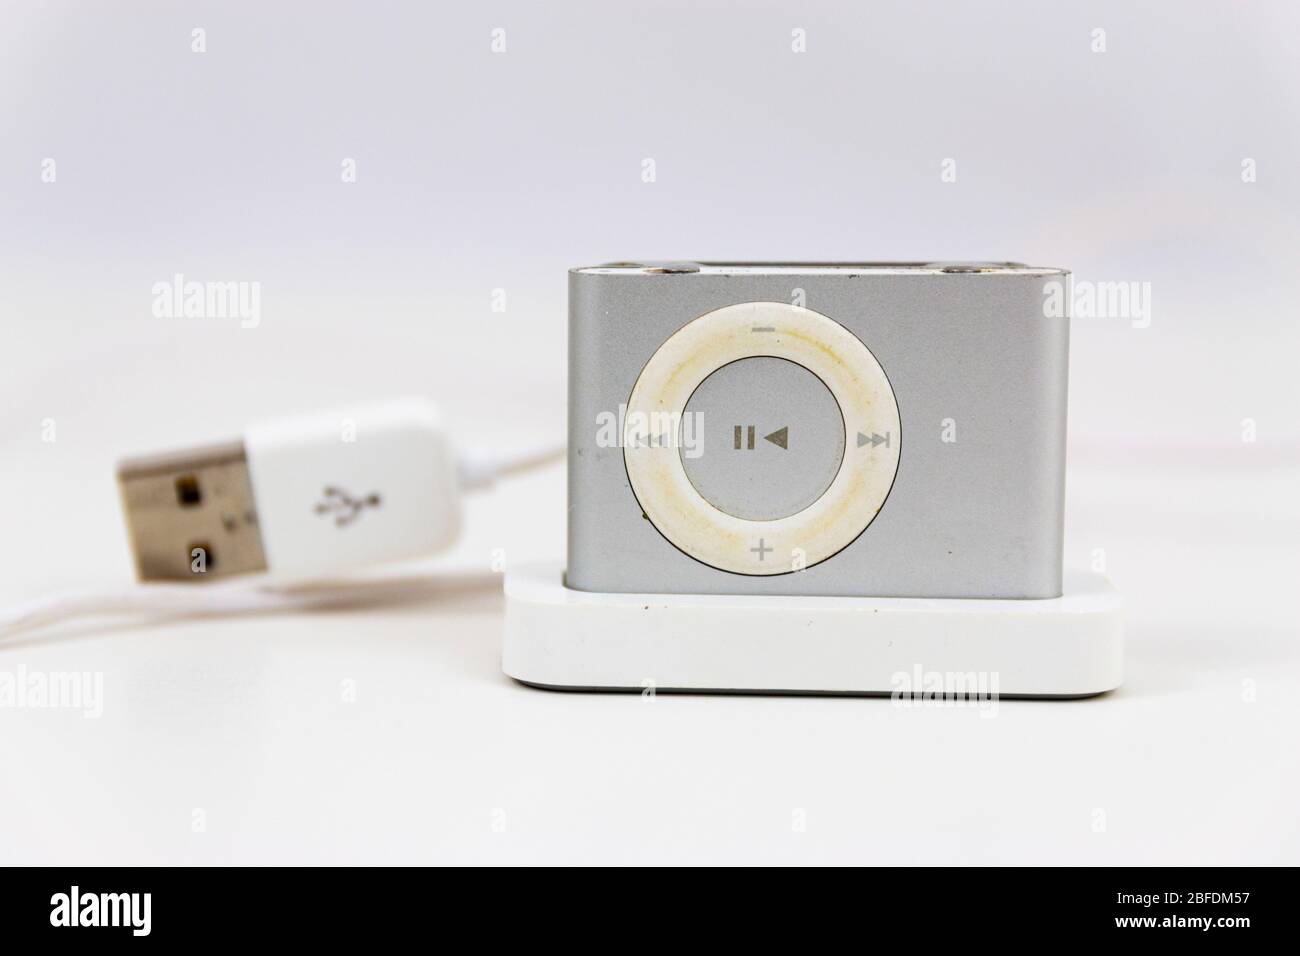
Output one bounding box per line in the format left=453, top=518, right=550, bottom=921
left=503, top=563, right=1124, bottom=698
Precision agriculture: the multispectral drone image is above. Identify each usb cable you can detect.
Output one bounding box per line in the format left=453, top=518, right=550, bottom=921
left=1, top=398, right=562, bottom=635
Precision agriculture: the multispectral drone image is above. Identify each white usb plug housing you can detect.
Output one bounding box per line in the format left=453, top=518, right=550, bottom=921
left=118, top=399, right=462, bottom=582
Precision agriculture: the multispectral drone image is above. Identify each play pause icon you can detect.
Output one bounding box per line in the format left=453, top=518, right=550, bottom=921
left=734, top=425, right=789, bottom=450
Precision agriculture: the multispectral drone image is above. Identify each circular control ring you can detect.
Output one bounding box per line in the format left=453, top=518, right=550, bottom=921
left=623, top=301, right=901, bottom=575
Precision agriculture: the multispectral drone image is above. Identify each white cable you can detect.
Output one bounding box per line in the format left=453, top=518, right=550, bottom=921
left=457, top=442, right=566, bottom=491
left=0, top=582, right=304, bottom=634
left=0, top=572, right=501, bottom=638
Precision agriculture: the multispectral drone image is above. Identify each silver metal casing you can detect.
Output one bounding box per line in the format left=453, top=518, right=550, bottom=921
left=567, top=262, right=1070, bottom=599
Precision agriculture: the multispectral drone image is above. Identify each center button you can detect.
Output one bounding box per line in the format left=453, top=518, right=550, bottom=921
left=680, top=356, right=846, bottom=522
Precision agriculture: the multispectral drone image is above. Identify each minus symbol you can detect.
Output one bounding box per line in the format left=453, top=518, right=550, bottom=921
left=751, top=326, right=776, bottom=332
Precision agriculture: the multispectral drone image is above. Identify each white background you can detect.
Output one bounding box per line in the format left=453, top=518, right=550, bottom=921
left=1, top=1, right=1297, bottom=864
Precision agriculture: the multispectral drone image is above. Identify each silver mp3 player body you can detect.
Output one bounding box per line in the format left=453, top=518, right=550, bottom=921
left=566, top=262, right=1070, bottom=599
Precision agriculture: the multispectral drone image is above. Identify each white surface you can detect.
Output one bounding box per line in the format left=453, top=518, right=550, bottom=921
left=1, top=461, right=1298, bottom=865
left=624, top=301, right=901, bottom=575
left=2, top=1, right=1298, bottom=865
left=245, top=399, right=459, bottom=581
left=504, top=563, right=1123, bottom=696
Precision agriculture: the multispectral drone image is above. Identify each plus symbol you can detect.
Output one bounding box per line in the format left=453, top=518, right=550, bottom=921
left=751, top=538, right=773, bottom=561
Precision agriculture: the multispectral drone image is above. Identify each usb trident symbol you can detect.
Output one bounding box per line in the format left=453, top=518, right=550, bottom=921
left=314, top=486, right=381, bottom=526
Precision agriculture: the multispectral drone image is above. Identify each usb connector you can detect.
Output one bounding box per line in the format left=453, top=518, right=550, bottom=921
left=117, top=399, right=474, bottom=583
left=118, top=441, right=268, bottom=581
left=0, top=397, right=562, bottom=635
